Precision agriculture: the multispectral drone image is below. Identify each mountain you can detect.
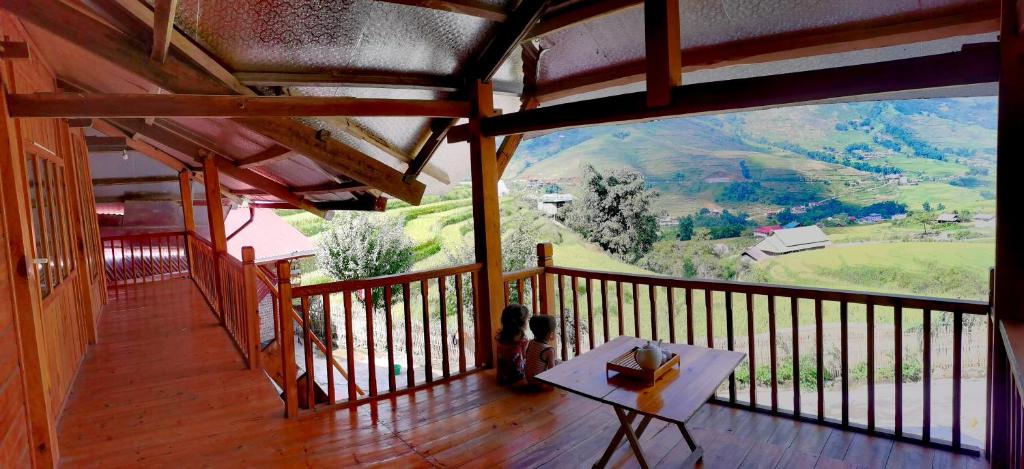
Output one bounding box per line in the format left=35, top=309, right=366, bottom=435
left=507, top=98, right=998, bottom=217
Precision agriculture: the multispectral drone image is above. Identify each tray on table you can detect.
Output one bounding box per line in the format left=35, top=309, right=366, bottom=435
left=606, top=347, right=680, bottom=386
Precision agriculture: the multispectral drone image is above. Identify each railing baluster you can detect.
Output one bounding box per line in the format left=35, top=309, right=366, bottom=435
left=705, top=290, right=714, bottom=349
left=385, top=285, right=396, bottom=394
left=420, top=280, right=432, bottom=383
left=503, top=279, right=510, bottom=307
left=840, top=301, right=849, bottom=426
left=867, top=302, right=875, bottom=431
left=922, top=307, right=932, bottom=442
left=585, top=278, right=595, bottom=350
left=301, top=296, right=315, bottom=409
left=650, top=285, right=658, bottom=342
left=768, top=294, right=777, bottom=412
left=343, top=290, right=357, bottom=402
left=726, top=292, right=735, bottom=403
left=632, top=282, right=640, bottom=338
left=558, top=274, right=567, bottom=361
left=894, top=302, right=904, bottom=435
left=323, top=293, right=335, bottom=405
left=616, top=281, right=624, bottom=337
left=791, top=297, right=800, bottom=417
left=667, top=287, right=676, bottom=344
left=571, top=276, right=581, bottom=356
left=815, top=298, right=824, bottom=420
left=953, top=310, right=963, bottom=448
left=601, top=279, right=609, bottom=344
left=746, top=292, right=756, bottom=406
left=531, top=276, right=539, bottom=314
left=438, top=276, right=450, bottom=379
left=516, top=278, right=524, bottom=308
left=403, top=283, right=415, bottom=388
left=685, top=288, right=694, bottom=346
left=455, top=275, right=467, bottom=374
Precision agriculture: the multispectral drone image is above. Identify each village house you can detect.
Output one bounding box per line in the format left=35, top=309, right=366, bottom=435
left=974, top=213, right=996, bottom=228
left=754, top=225, right=782, bottom=237
left=743, top=225, right=831, bottom=262
left=937, top=212, right=961, bottom=223
left=536, top=193, right=574, bottom=216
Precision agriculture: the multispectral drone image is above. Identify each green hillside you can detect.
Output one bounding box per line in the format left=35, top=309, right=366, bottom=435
left=509, top=98, right=997, bottom=218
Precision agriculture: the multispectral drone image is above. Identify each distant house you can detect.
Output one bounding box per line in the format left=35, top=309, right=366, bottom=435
left=657, top=216, right=677, bottom=227
left=973, top=213, right=996, bottom=228
left=936, top=213, right=960, bottom=223
left=891, top=213, right=908, bottom=221
left=743, top=226, right=831, bottom=262
left=754, top=225, right=782, bottom=238
left=857, top=213, right=885, bottom=224
left=537, top=193, right=573, bottom=216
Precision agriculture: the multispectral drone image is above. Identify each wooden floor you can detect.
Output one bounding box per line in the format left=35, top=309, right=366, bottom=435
left=57, top=279, right=989, bottom=468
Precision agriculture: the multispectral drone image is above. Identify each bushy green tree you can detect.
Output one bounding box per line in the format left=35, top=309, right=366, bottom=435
left=677, top=215, right=694, bottom=241
left=315, top=212, right=415, bottom=309
left=562, top=164, right=659, bottom=262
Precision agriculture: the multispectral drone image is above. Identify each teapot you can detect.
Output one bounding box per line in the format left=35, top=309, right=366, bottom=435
left=634, top=341, right=664, bottom=371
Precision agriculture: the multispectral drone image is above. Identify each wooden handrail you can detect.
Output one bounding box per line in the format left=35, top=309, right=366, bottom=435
left=100, top=230, right=187, bottom=240
left=502, top=267, right=544, bottom=282
left=546, top=265, right=990, bottom=315
left=293, top=263, right=483, bottom=296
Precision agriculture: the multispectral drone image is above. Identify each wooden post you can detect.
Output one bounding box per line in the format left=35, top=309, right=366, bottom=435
left=644, top=0, right=681, bottom=107
left=536, top=243, right=555, bottom=315
left=469, top=79, right=502, bottom=368
left=276, top=260, right=298, bottom=417
left=178, top=171, right=195, bottom=277
left=242, top=246, right=260, bottom=369
left=991, top=1, right=1023, bottom=464
left=201, top=153, right=228, bottom=321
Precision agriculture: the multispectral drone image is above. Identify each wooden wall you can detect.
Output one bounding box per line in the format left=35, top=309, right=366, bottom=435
left=0, top=12, right=105, bottom=468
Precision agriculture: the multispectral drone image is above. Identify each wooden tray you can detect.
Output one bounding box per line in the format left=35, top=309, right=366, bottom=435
left=606, top=347, right=680, bottom=386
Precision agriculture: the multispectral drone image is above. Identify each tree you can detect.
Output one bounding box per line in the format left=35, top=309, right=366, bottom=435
left=562, top=164, right=660, bottom=262
left=315, top=212, right=415, bottom=309
left=677, top=216, right=694, bottom=241
left=936, top=203, right=946, bottom=212
left=692, top=227, right=712, bottom=242
left=444, top=213, right=540, bottom=309
left=922, top=201, right=932, bottom=212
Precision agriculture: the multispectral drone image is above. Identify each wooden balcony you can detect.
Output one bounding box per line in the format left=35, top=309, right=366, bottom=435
left=59, top=278, right=988, bottom=468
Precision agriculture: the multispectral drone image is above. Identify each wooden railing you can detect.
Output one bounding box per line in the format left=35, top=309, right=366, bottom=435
left=279, top=261, right=484, bottom=414
left=497, top=243, right=991, bottom=454
left=187, top=233, right=217, bottom=303
left=100, top=231, right=189, bottom=286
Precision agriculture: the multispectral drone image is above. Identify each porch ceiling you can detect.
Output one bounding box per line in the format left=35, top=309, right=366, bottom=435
left=2, top=0, right=1000, bottom=213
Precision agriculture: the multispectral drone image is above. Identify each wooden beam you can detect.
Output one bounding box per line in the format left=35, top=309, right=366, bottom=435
left=235, top=70, right=462, bottom=91
left=496, top=43, right=541, bottom=176
left=643, top=0, right=681, bottom=107
left=66, top=118, right=94, bottom=128
left=0, top=40, right=30, bottom=59
left=292, top=181, right=370, bottom=195
left=234, top=118, right=425, bottom=204
left=450, top=44, right=1000, bottom=140
left=235, top=146, right=292, bottom=169
left=6, top=0, right=425, bottom=205
left=6, top=93, right=473, bottom=118
left=536, top=4, right=1000, bottom=102
left=406, top=0, right=550, bottom=183
left=150, top=0, right=178, bottom=62
left=201, top=154, right=228, bottom=320
left=211, top=155, right=326, bottom=218
left=92, top=175, right=180, bottom=186
left=319, top=116, right=451, bottom=184
left=374, top=0, right=506, bottom=21
left=529, top=0, right=639, bottom=38
left=91, top=119, right=189, bottom=171
left=468, top=80, right=502, bottom=368
left=84, top=135, right=128, bottom=152
left=315, top=195, right=386, bottom=212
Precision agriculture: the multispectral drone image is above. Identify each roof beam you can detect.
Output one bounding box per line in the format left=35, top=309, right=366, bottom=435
left=449, top=44, right=1000, bottom=140
left=496, top=44, right=542, bottom=176
left=6, top=93, right=472, bottom=118
left=405, top=0, right=551, bottom=183
left=66, top=118, right=94, bottom=128
left=235, top=145, right=292, bottom=169
left=319, top=116, right=451, bottom=184
left=536, top=3, right=1000, bottom=102
left=643, top=0, right=680, bottom=108
left=209, top=153, right=326, bottom=217
left=529, top=0, right=639, bottom=39
left=6, top=0, right=425, bottom=205
left=92, top=175, right=180, bottom=186
left=293, top=181, right=371, bottom=195
left=85, top=135, right=128, bottom=152
left=373, top=0, right=506, bottom=21
left=0, top=40, right=30, bottom=59
left=91, top=119, right=190, bottom=172
left=149, top=0, right=177, bottom=62
left=235, top=71, right=462, bottom=92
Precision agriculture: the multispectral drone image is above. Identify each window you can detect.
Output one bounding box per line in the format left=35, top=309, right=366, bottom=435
left=25, top=150, right=75, bottom=298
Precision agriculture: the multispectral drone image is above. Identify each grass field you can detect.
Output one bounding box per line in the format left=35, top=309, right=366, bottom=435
left=895, top=183, right=995, bottom=213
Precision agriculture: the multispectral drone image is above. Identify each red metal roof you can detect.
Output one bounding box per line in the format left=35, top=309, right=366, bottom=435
left=224, top=208, right=316, bottom=264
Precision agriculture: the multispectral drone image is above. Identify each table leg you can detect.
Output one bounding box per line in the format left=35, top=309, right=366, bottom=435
left=593, top=410, right=653, bottom=469
left=676, top=422, right=704, bottom=465
left=615, top=407, right=650, bottom=469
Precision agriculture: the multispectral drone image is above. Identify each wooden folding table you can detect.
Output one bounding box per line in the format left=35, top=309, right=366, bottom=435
left=535, top=336, right=745, bottom=468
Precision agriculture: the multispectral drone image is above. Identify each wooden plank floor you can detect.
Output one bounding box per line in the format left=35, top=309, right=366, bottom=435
left=57, top=279, right=989, bottom=468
